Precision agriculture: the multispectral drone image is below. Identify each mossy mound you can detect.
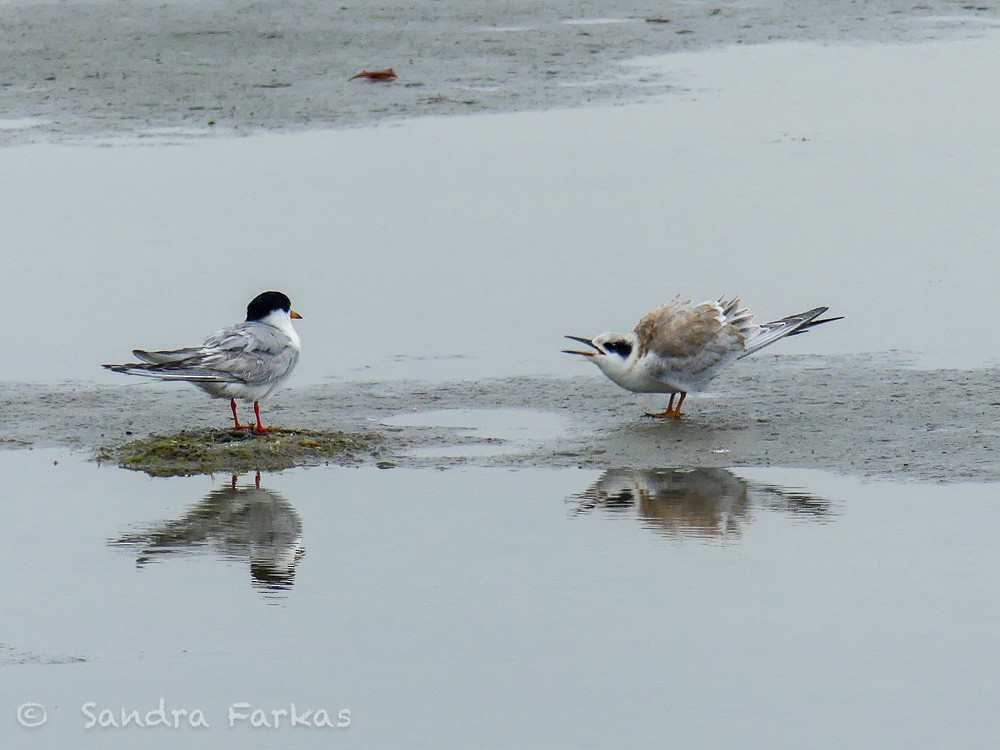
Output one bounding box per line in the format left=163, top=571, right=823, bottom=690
left=100, top=427, right=384, bottom=477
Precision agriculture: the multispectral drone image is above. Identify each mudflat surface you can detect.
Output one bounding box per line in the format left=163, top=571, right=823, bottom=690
left=0, top=0, right=995, bottom=145
left=4, top=355, right=998, bottom=480
left=2, top=3, right=998, bottom=482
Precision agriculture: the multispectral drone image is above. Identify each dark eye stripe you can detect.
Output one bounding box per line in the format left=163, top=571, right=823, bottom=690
left=604, top=341, right=632, bottom=358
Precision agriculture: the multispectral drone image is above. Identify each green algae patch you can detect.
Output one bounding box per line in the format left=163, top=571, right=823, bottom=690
left=101, top=428, right=384, bottom=477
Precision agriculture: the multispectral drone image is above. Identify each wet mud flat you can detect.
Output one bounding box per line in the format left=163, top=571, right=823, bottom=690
left=2, top=355, right=998, bottom=481
left=0, top=0, right=995, bottom=146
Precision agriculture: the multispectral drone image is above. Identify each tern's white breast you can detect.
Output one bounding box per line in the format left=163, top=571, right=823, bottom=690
left=617, top=350, right=740, bottom=393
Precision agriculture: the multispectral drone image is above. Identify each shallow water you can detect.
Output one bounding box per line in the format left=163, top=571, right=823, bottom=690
left=3, top=36, right=1000, bottom=388
left=382, top=408, right=571, bottom=458
left=3, top=450, right=999, bottom=748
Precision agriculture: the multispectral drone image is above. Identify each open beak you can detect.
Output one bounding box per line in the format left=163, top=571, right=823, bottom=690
left=562, top=335, right=599, bottom=357
left=290, top=310, right=303, bottom=319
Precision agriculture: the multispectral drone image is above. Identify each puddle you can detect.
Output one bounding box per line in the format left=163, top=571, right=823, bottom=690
left=562, top=17, right=635, bottom=26
left=381, top=408, right=569, bottom=457
left=471, top=25, right=535, bottom=33
left=0, top=117, right=50, bottom=130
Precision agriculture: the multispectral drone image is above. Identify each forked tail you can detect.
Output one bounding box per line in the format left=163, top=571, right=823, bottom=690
left=739, top=306, right=842, bottom=358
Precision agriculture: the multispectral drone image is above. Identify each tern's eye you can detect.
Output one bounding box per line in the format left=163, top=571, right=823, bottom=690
left=604, top=341, right=632, bottom=358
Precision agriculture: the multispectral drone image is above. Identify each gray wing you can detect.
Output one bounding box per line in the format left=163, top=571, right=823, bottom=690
left=132, top=347, right=203, bottom=365
left=106, top=322, right=297, bottom=384
left=192, top=322, right=299, bottom=384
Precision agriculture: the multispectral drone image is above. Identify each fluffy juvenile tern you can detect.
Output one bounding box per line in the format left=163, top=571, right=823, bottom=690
left=103, top=291, right=302, bottom=432
left=563, top=297, right=840, bottom=418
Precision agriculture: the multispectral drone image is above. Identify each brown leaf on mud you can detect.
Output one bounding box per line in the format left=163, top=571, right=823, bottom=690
left=349, top=67, right=397, bottom=81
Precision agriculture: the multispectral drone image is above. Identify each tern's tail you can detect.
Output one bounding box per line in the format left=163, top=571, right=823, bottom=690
left=739, top=306, right=842, bottom=358
left=101, top=361, right=220, bottom=383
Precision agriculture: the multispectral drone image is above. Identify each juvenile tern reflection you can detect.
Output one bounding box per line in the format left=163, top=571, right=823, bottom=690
left=571, top=468, right=831, bottom=540
left=111, top=472, right=304, bottom=598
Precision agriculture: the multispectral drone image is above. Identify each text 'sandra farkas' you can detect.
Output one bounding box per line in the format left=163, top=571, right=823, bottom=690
left=74, top=698, right=351, bottom=730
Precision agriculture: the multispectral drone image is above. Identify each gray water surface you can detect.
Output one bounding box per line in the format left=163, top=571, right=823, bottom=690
left=2, top=450, right=998, bottom=748
left=4, top=37, right=1000, bottom=388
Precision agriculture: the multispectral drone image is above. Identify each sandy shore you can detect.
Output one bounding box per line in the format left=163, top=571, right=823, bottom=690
left=4, top=355, right=999, bottom=481
left=0, top=0, right=995, bottom=145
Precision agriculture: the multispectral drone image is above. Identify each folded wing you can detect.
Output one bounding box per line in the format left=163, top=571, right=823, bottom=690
left=635, top=298, right=755, bottom=378
left=104, top=322, right=298, bottom=385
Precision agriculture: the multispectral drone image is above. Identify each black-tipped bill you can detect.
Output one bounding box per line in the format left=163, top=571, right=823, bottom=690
left=562, top=335, right=599, bottom=357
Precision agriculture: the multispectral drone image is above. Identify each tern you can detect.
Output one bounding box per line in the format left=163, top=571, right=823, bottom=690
left=564, top=297, right=840, bottom=417
left=103, top=291, right=302, bottom=432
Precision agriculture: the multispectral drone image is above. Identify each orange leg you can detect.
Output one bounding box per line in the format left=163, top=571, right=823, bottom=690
left=674, top=392, right=687, bottom=416
left=645, top=392, right=687, bottom=419
left=232, top=471, right=261, bottom=489
left=230, top=398, right=252, bottom=429
left=253, top=401, right=277, bottom=432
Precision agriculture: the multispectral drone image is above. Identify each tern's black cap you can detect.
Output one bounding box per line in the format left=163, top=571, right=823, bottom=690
left=246, top=291, right=292, bottom=322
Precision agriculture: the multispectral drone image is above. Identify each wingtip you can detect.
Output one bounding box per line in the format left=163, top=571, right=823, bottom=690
left=782, top=312, right=844, bottom=338
left=806, top=314, right=844, bottom=327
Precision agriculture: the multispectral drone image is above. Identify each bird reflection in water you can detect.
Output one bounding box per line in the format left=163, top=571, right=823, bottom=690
left=111, top=471, right=304, bottom=599
left=571, top=468, right=831, bottom=540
